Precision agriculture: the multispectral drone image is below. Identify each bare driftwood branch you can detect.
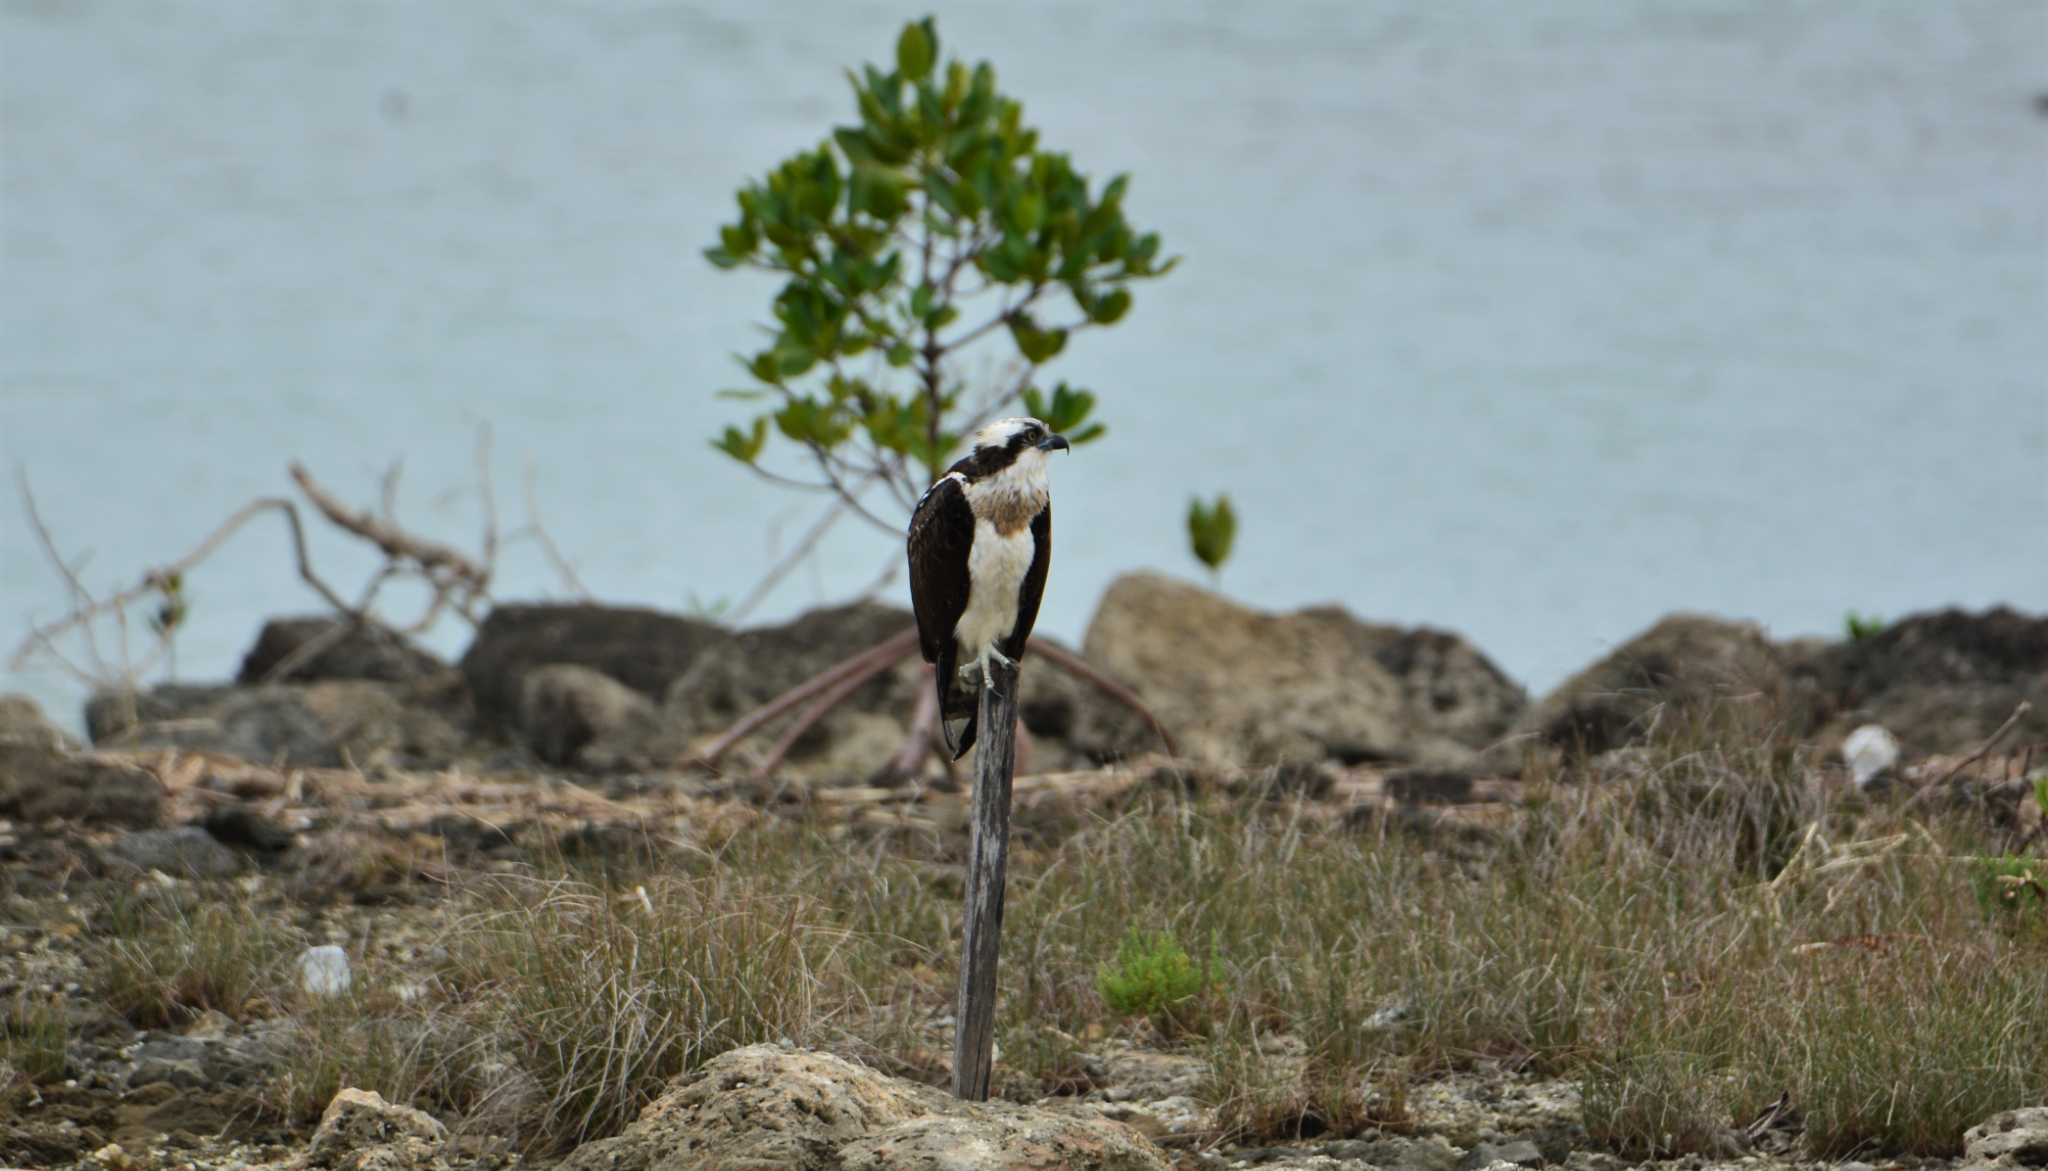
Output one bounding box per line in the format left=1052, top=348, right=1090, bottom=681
left=15, top=432, right=547, bottom=690
left=510, top=458, right=592, bottom=600
left=749, top=645, right=907, bottom=782
left=289, top=461, right=489, bottom=603
left=694, top=625, right=1177, bottom=780
left=11, top=475, right=351, bottom=679
left=690, top=628, right=920, bottom=769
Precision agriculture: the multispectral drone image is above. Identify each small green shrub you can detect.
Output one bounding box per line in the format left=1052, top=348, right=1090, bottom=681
left=1972, top=855, right=2046, bottom=918
left=1844, top=611, right=1886, bottom=641
left=1096, top=928, right=1218, bottom=1029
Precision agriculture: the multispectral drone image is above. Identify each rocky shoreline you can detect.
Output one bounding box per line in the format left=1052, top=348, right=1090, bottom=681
left=3, top=575, right=2044, bottom=1170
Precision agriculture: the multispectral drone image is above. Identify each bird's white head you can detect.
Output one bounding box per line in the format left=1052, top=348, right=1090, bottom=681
left=955, top=416, right=1068, bottom=527
left=965, top=417, right=1070, bottom=471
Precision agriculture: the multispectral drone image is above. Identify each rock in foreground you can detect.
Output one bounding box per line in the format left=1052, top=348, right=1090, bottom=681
left=558, top=1043, right=1169, bottom=1171
left=1964, top=1105, right=2048, bottom=1168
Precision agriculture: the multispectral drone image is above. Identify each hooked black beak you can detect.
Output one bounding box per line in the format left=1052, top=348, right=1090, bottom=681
left=1038, top=433, right=1070, bottom=453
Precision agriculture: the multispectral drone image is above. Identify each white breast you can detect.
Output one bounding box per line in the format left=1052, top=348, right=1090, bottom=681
left=955, top=519, right=1037, bottom=668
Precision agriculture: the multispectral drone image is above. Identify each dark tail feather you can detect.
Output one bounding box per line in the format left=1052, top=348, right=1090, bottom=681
left=949, top=709, right=978, bottom=760
left=935, top=653, right=979, bottom=760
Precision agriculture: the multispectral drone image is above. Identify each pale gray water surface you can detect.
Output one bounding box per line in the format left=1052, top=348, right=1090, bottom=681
left=4, top=2, right=2045, bottom=729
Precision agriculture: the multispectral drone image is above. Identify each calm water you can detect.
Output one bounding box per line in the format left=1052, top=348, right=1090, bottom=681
left=4, top=2, right=2045, bottom=729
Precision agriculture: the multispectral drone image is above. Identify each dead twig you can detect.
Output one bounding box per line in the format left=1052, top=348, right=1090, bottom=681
left=1900, top=701, right=2033, bottom=814
left=691, top=629, right=920, bottom=770
left=509, top=458, right=592, bottom=600
left=694, top=626, right=1177, bottom=778
left=289, top=461, right=490, bottom=621
left=11, top=487, right=351, bottom=678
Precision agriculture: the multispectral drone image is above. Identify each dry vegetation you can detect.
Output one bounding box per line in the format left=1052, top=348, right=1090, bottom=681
left=60, top=713, right=2048, bottom=1163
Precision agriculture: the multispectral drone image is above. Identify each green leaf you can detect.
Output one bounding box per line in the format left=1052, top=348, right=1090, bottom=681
left=886, top=342, right=915, bottom=367
left=1088, top=287, right=1131, bottom=325
left=712, top=417, right=770, bottom=464
left=896, top=19, right=936, bottom=82
left=1066, top=421, right=1105, bottom=445
left=774, top=342, right=817, bottom=378
left=703, top=246, right=740, bottom=270
left=1007, top=316, right=1067, bottom=364
left=1187, top=494, right=1237, bottom=573
left=1011, top=191, right=1045, bottom=235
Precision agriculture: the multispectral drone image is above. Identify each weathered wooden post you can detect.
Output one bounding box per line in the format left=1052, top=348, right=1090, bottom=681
left=951, top=654, right=1020, bottom=1100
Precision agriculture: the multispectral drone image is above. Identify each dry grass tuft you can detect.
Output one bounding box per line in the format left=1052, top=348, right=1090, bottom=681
left=97, top=894, right=301, bottom=1028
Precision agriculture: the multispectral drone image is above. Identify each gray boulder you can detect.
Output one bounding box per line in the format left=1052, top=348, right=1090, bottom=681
left=460, top=603, right=724, bottom=728
left=557, top=1043, right=1168, bottom=1171
left=94, top=681, right=466, bottom=769
left=1963, top=1105, right=2048, bottom=1169
left=664, top=602, right=917, bottom=741
left=0, top=693, right=81, bottom=752
left=106, top=827, right=243, bottom=879
left=1081, top=573, right=1509, bottom=766
left=518, top=663, right=658, bottom=767
left=238, top=616, right=443, bottom=684
left=307, top=1086, right=449, bottom=1170
left=1506, top=614, right=1789, bottom=757
left=0, top=744, right=164, bottom=827
left=1792, top=606, right=2048, bottom=754
left=86, top=683, right=238, bottom=744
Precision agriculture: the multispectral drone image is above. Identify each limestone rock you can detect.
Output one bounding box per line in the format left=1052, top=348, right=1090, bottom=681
left=238, top=616, right=443, bottom=684
left=557, top=1043, right=1168, bottom=1171
left=85, top=683, right=237, bottom=744
left=664, top=603, right=917, bottom=738
left=0, top=744, right=163, bottom=827
left=1796, top=606, right=2048, bottom=753
left=1964, top=1106, right=2048, bottom=1168
left=460, top=603, right=724, bottom=728
left=0, top=693, right=80, bottom=752
left=1507, top=614, right=1789, bottom=757
left=93, top=682, right=465, bottom=769
left=308, top=1087, right=448, bottom=1171
left=1082, top=573, right=1496, bottom=766
left=518, top=663, right=658, bottom=766
left=1295, top=611, right=1527, bottom=753
left=105, top=827, right=243, bottom=879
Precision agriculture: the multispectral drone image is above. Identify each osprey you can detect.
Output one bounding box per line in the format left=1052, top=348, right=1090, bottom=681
left=907, top=416, right=1069, bottom=759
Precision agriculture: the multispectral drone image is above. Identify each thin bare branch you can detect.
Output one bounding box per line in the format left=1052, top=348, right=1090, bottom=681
left=690, top=627, right=920, bottom=769
left=517, top=459, right=593, bottom=600
left=749, top=646, right=904, bottom=782
left=10, top=492, right=352, bottom=675
left=290, top=462, right=487, bottom=596
left=727, top=495, right=855, bottom=627
left=16, top=467, right=109, bottom=675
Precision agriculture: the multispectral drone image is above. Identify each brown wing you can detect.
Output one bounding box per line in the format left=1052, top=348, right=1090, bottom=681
left=1000, top=502, right=1051, bottom=662
left=907, top=475, right=972, bottom=667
